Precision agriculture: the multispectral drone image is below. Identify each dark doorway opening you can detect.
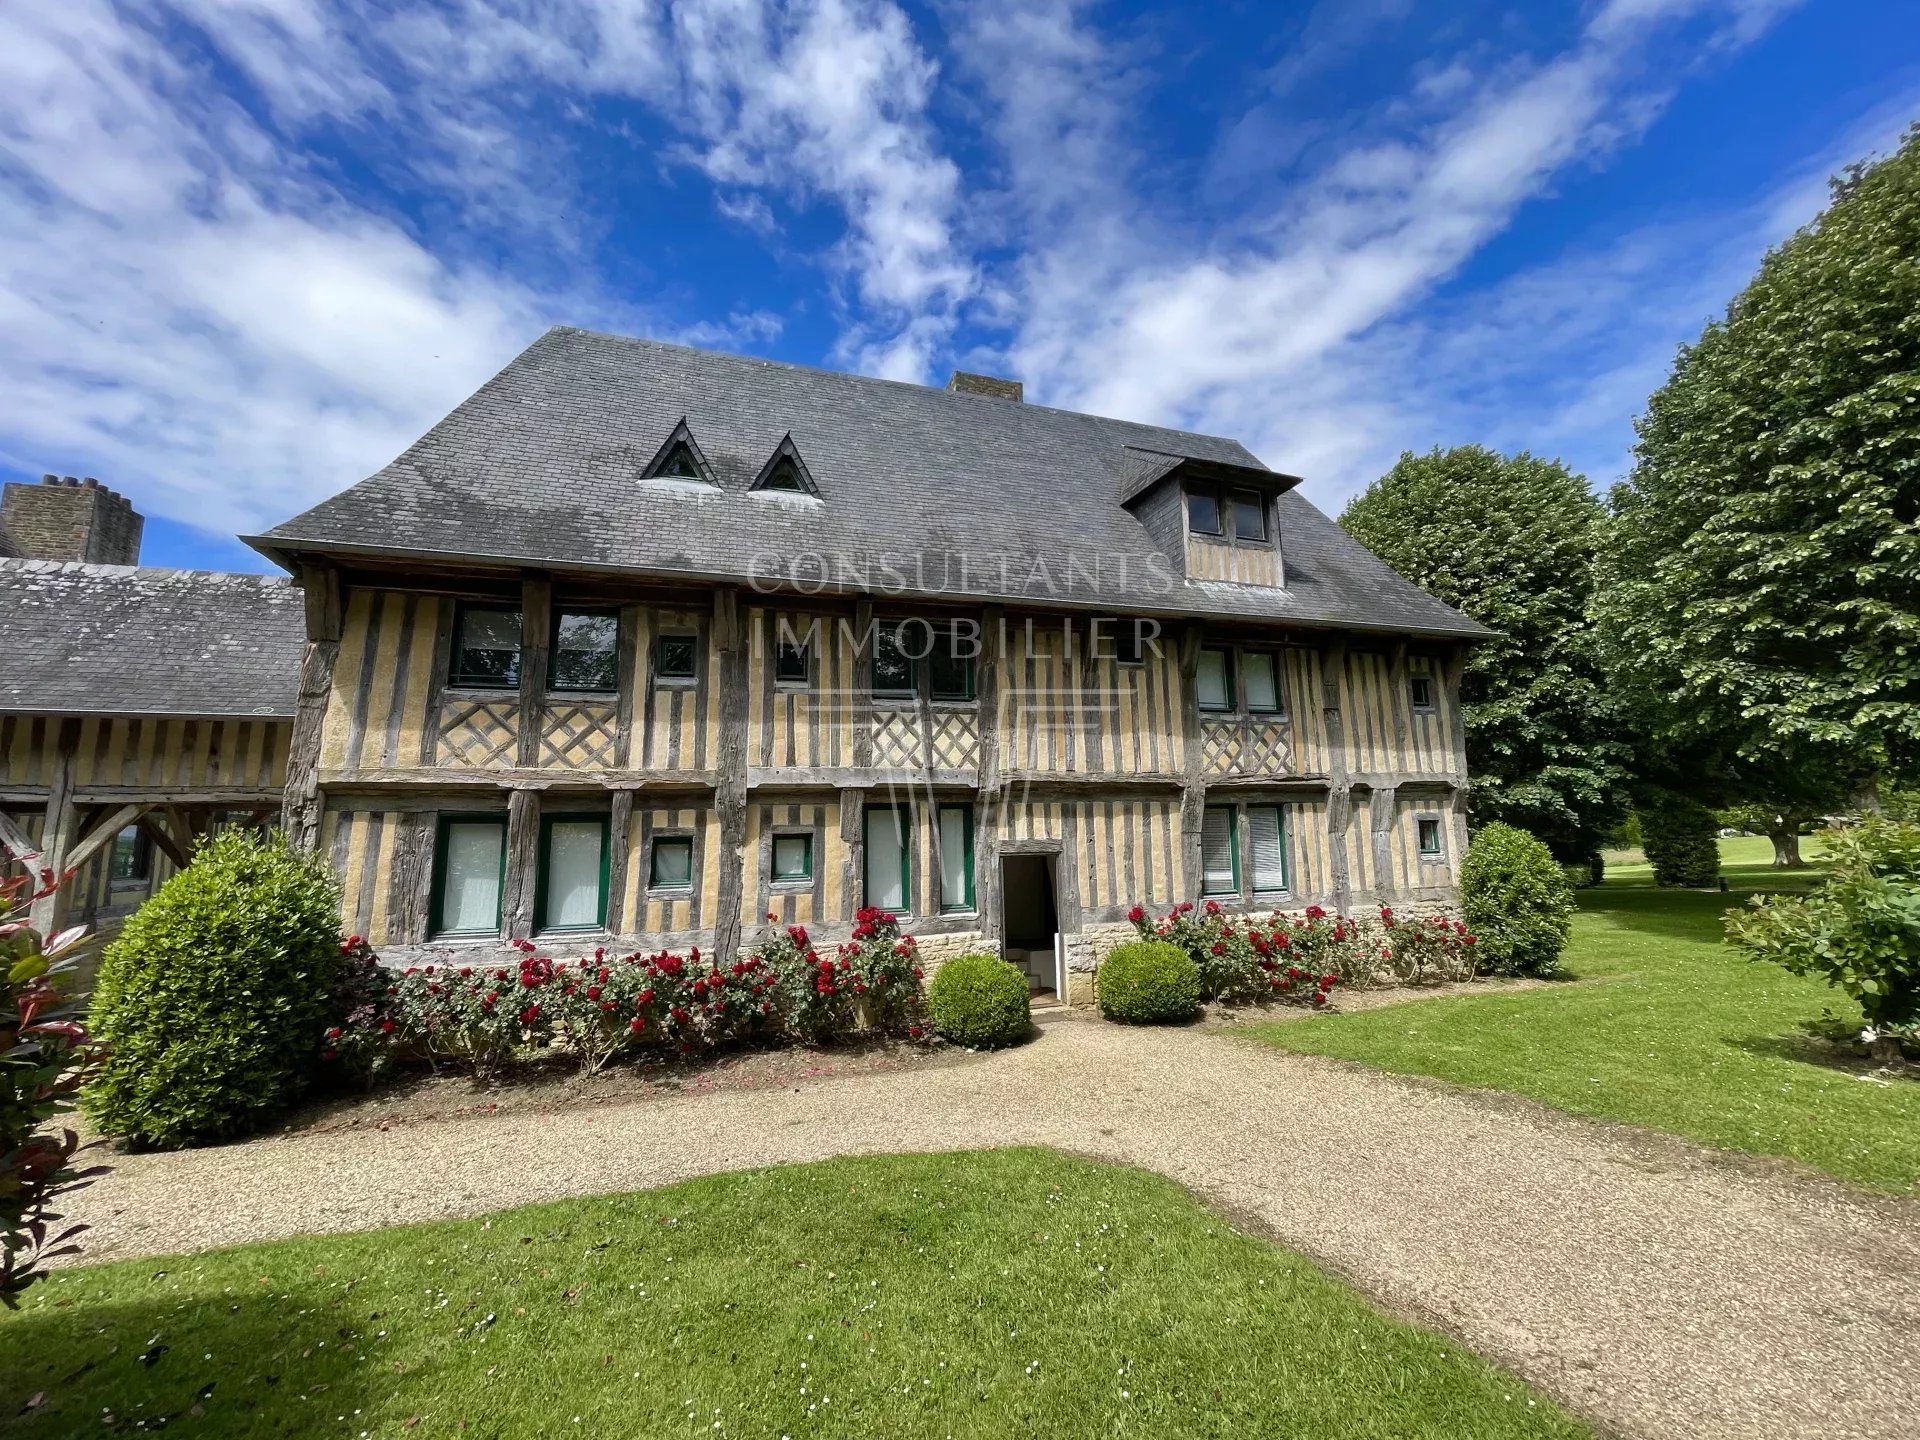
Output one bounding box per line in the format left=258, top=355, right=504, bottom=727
left=1000, top=853, right=1058, bottom=995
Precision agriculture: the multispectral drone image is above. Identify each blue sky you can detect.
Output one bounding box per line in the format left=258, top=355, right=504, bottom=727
left=1, top=0, right=1914, bottom=574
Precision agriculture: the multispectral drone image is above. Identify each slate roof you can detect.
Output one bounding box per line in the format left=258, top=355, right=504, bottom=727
left=253, top=327, right=1489, bottom=640
left=0, top=560, right=305, bottom=717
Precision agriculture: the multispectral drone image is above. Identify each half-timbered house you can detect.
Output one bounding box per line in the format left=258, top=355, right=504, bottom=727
left=0, top=476, right=304, bottom=941
left=246, top=328, right=1489, bottom=1000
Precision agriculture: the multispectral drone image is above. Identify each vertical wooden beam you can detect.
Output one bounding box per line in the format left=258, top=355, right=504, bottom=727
left=974, top=605, right=1004, bottom=946
left=613, top=604, right=641, bottom=765
left=1370, top=784, right=1398, bottom=903
left=850, top=599, right=875, bottom=770
left=502, top=788, right=539, bottom=941
left=840, top=786, right=864, bottom=920
left=1319, top=638, right=1353, bottom=914
left=517, top=575, right=552, bottom=768
left=607, top=790, right=634, bottom=936
left=419, top=598, right=456, bottom=765
left=1388, top=638, right=1411, bottom=767
left=284, top=561, right=343, bottom=850
left=1177, top=622, right=1205, bottom=899
left=392, top=810, right=434, bottom=945
left=1442, top=642, right=1473, bottom=862
left=29, top=719, right=79, bottom=934
left=710, top=588, right=749, bottom=961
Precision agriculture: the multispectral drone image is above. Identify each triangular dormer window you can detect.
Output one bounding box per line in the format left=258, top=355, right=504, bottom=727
left=750, top=434, right=820, bottom=498
left=641, top=419, right=716, bottom=485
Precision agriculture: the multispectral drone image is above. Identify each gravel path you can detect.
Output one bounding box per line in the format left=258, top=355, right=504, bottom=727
left=62, top=1011, right=1920, bottom=1440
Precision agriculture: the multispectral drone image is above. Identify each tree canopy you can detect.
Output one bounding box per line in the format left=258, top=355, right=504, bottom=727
left=1341, top=445, right=1628, bottom=860
left=1595, top=127, right=1920, bottom=801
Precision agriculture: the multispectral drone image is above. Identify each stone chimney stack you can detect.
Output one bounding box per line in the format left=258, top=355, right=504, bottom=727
left=947, top=371, right=1024, bottom=403
left=0, top=474, right=145, bottom=565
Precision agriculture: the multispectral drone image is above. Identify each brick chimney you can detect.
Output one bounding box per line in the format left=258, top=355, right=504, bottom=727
left=947, top=371, right=1024, bottom=403
left=0, top=474, right=144, bottom=565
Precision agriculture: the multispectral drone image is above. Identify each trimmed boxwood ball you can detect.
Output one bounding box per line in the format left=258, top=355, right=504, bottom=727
left=1639, top=794, right=1722, bottom=889
left=927, top=953, right=1032, bottom=1049
left=1460, top=822, right=1575, bottom=977
left=85, top=829, right=345, bottom=1149
left=1097, top=940, right=1201, bottom=1024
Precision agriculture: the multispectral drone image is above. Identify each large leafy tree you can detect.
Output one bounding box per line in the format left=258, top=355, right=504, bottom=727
left=1342, top=445, right=1629, bottom=861
left=1595, top=127, right=1920, bottom=862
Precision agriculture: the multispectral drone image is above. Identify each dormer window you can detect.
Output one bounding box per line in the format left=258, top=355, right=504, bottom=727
left=641, top=418, right=716, bottom=485
left=657, top=444, right=702, bottom=479
left=751, top=434, right=821, bottom=497
left=1186, top=483, right=1270, bottom=542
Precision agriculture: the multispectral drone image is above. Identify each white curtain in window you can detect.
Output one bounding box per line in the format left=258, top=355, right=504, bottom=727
left=938, top=807, right=970, bottom=910
left=865, top=808, right=908, bottom=910
left=545, top=821, right=604, bottom=928
left=1244, top=653, right=1279, bottom=712
left=1249, top=806, right=1288, bottom=892
left=1196, top=649, right=1231, bottom=709
left=443, top=822, right=504, bottom=932
left=1201, top=808, right=1237, bottom=894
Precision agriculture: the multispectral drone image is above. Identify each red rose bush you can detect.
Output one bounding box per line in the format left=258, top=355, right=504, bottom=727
left=322, top=909, right=928, bottom=1081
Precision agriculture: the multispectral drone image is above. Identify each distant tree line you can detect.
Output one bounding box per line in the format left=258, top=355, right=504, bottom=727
left=1343, top=125, right=1919, bottom=879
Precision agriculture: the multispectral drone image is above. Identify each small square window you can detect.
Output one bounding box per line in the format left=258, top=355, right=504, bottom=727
left=551, top=611, right=619, bottom=692
left=656, top=633, right=698, bottom=682
left=1409, top=674, right=1436, bottom=710
left=1230, top=490, right=1268, bottom=541
left=649, top=835, right=694, bottom=890
left=775, top=638, right=810, bottom=686
left=110, top=825, right=151, bottom=883
left=1417, top=817, right=1444, bottom=856
left=1186, top=487, right=1223, bottom=536
left=1196, top=647, right=1234, bottom=711
left=1112, top=620, right=1146, bottom=666
left=451, top=604, right=522, bottom=689
left=772, top=832, right=813, bottom=883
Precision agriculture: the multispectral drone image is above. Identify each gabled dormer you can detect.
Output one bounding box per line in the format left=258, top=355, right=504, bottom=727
left=1117, top=446, right=1302, bottom=588
left=640, top=418, right=717, bottom=486
left=749, top=433, right=821, bottom=499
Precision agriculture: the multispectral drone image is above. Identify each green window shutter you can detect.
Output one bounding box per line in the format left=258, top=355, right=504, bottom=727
left=1249, top=806, right=1288, bottom=893
left=1201, top=806, right=1238, bottom=896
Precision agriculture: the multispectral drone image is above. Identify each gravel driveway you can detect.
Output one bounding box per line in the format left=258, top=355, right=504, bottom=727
left=61, top=1010, right=1920, bottom=1440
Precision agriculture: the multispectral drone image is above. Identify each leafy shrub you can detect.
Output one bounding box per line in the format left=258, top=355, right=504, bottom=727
left=1460, top=823, right=1573, bottom=976
left=927, top=953, right=1030, bottom=1049
left=1727, top=819, right=1920, bottom=1032
left=2, top=865, right=106, bottom=1305
left=1097, top=940, right=1201, bottom=1024
left=321, top=910, right=929, bottom=1083
left=86, top=831, right=344, bottom=1149
left=1639, top=796, right=1721, bottom=888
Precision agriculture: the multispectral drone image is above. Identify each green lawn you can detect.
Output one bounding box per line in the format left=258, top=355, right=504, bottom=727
left=1, top=1151, right=1582, bottom=1440
left=1249, top=838, right=1920, bottom=1191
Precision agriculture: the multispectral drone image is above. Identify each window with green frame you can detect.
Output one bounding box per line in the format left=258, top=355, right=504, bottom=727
left=772, top=831, right=814, bottom=884
left=928, top=621, right=975, bottom=701
left=1248, top=805, right=1289, bottom=895
left=649, top=834, right=695, bottom=891
left=655, top=633, right=698, bottom=682
left=431, top=814, right=508, bottom=937
left=871, top=621, right=916, bottom=698
left=536, top=814, right=610, bottom=931
left=863, top=804, right=911, bottom=911
left=1200, top=805, right=1239, bottom=896
left=936, top=804, right=974, bottom=912
left=550, top=610, right=620, bottom=692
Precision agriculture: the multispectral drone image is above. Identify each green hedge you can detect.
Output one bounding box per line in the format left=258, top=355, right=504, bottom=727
left=927, top=953, right=1031, bottom=1049
left=85, top=830, right=344, bottom=1149
left=1460, top=823, right=1574, bottom=977
left=1097, top=940, right=1201, bottom=1024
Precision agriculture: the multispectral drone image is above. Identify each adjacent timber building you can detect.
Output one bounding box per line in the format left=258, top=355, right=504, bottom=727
left=242, top=328, right=1490, bottom=998
left=0, top=476, right=303, bottom=940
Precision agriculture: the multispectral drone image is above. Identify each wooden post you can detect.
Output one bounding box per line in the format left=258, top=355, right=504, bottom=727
left=502, top=788, right=539, bottom=941
left=1319, top=639, right=1353, bottom=914
left=710, top=589, right=749, bottom=961
left=1177, top=622, right=1205, bottom=900
left=850, top=599, right=874, bottom=770
left=29, top=719, right=79, bottom=935
left=840, top=786, right=864, bottom=919
left=975, top=605, right=1004, bottom=945
left=1370, top=784, right=1398, bottom=902
left=284, top=561, right=343, bottom=850
left=517, top=575, right=551, bottom=767
left=607, top=790, right=634, bottom=935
